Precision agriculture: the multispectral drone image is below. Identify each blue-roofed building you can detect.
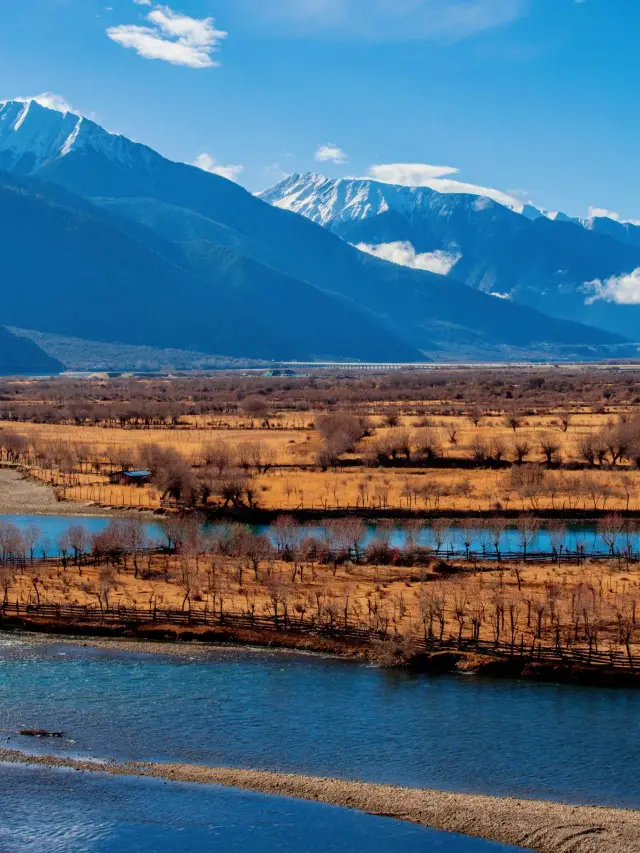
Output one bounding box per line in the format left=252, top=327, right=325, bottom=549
left=109, top=469, right=152, bottom=486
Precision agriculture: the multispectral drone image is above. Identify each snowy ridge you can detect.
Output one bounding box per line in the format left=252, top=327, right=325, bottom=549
left=258, top=172, right=501, bottom=228
left=259, top=173, right=591, bottom=229
left=0, top=99, right=152, bottom=175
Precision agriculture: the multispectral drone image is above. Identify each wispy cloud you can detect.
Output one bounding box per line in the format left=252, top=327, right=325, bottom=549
left=193, top=153, right=244, bottom=182
left=4, top=92, right=79, bottom=114
left=588, top=206, right=640, bottom=227
left=366, top=162, right=524, bottom=209
left=368, top=163, right=458, bottom=184
left=239, top=0, right=529, bottom=41
left=107, top=4, right=227, bottom=68
left=585, top=269, right=640, bottom=305
left=315, top=144, right=348, bottom=164
left=355, top=241, right=461, bottom=275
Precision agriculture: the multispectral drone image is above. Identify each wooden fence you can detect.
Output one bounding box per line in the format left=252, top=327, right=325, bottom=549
left=2, top=600, right=637, bottom=671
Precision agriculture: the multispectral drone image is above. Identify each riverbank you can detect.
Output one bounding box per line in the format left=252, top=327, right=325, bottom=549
left=0, top=468, right=155, bottom=517
left=2, top=628, right=361, bottom=661
left=0, top=620, right=375, bottom=660
left=0, top=748, right=637, bottom=853
left=4, top=622, right=640, bottom=688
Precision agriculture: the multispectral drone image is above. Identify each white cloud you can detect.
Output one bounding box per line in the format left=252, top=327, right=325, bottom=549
left=368, top=163, right=458, bottom=184
left=193, top=153, right=243, bottom=182
left=585, top=269, right=640, bottom=305
left=587, top=206, right=640, bottom=227
left=315, top=144, right=348, bottom=164
left=490, top=291, right=512, bottom=300
left=239, top=0, right=529, bottom=42
left=107, top=4, right=227, bottom=68
left=365, top=162, right=524, bottom=210
left=355, top=241, right=461, bottom=275
left=5, top=92, right=78, bottom=114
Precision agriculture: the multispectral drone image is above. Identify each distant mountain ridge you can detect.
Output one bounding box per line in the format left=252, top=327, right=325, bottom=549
left=0, top=99, right=633, bottom=363
left=261, top=173, right=640, bottom=341
left=0, top=169, right=418, bottom=362
left=0, top=325, right=62, bottom=375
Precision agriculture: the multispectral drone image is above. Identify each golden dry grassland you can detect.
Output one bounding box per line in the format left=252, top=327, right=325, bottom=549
left=6, top=549, right=639, bottom=657
left=4, top=407, right=640, bottom=513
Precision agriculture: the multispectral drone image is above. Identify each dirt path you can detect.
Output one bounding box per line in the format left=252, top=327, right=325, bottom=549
left=0, top=468, right=151, bottom=517
left=1, top=749, right=637, bottom=853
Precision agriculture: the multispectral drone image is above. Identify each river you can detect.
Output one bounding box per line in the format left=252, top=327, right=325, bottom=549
left=0, top=513, right=635, bottom=558
left=0, top=637, right=638, bottom=850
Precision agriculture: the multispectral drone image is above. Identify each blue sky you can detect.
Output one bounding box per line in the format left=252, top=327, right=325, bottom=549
left=1, top=0, right=638, bottom=219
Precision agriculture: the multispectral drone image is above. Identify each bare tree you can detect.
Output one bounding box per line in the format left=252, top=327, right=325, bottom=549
left=504, top=412, right=522, bottom=432
left=539, top=434, right=561, bottom=467
left=511, top=439, right=531, bottom=465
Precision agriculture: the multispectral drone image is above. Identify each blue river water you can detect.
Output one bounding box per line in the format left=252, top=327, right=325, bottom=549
left=1, top=763, right=524, bottom=853
left=0, top=638, right=638, bottom=807
left=0, top=513, right=633, bottom=557
left=0, top=639, right=560, bottom=853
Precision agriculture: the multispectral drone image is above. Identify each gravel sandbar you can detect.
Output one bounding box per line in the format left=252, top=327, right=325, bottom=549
left=0, top=748, right=637, bottom=853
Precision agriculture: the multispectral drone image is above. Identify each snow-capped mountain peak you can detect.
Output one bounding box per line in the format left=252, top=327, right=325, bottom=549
left=258, top=172, right=480, bottom=228
left=0, top=99, right=150, bottom=176
left=0, top=99, right=84, bottom=172
left=259, top=172, right=586, bottom=230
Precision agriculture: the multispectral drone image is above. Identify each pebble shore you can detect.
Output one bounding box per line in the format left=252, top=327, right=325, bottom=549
left=7, top=631, right=216, bottom=657
left=1, top=748, right=637, bottom=853
left=0, top=468, right=154, bottom=517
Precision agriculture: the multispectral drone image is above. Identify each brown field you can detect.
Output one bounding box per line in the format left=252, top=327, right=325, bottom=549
left=5, top=547, right=639, bottom=660
left=3, top=406, right=640, bottom=513
left=1, top=369, right=640, bottom=666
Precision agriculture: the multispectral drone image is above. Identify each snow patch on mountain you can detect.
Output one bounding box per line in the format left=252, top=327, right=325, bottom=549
left=0, top=99, right=152, bottom=175
left=260, top=172, right=565, bottom=229
left=259, top=172, right=501, bottom=228
left=366, top=162, right=526, bottom=212
left=354, top=241, right=461, bottom=275
left=260, top=172, right=607, bottom=230
left=3, top=92, right=78, bottom=114
left=260, top=173, right=400, bottom=226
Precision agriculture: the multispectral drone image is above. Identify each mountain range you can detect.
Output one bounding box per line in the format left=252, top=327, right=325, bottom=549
left=260, top=173, right=640, bottom=341
left=0, top=98, right=636, bottom=366
left=0, top=325, right=62, bottom=375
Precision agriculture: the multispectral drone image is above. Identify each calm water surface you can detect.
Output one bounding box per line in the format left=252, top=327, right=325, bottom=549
left=0, top=763, right=525, bottom=853
left=0, top=638, right=638, bottom=808
left=0, top=513, right=633, bottom=557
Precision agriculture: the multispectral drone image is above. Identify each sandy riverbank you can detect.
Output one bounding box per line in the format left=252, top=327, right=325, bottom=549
left=2, top=625, right=370, bottom=661
left=2, top=630, right=343, bottom=662
left=2, top=631, right=218, bottom=658
left=0, top=468, right=154, bottom=517
left=0, top=748, right=637, bottom=853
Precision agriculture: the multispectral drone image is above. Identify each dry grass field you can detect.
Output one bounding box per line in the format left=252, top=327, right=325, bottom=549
left=2, top=369, right=640, bottom=666
left=3, top=405, right=640, bottom=513
left=5, top=549, right=639, bottom=659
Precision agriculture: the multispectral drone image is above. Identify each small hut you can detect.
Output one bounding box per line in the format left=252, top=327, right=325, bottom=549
left=109, top=469, right=152, bottom=487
